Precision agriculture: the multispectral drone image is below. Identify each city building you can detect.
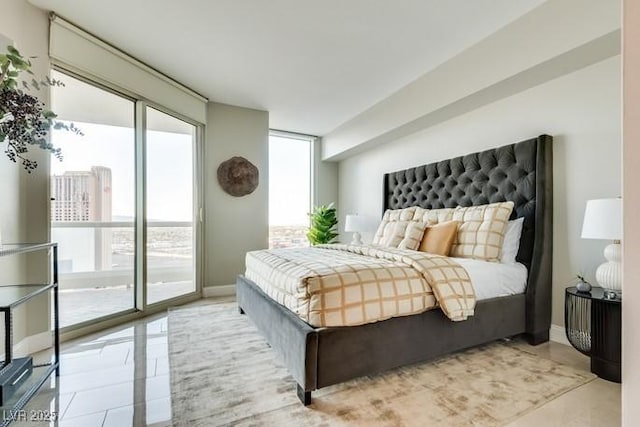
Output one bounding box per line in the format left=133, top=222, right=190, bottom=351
left=51, top=166, right=112, bottom=222
left=51, top=166, right=113, bottom=271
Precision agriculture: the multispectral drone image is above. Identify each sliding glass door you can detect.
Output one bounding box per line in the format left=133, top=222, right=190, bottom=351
left=51, top=70, right=136, bottom=328
left=50, top=71, right=200, bottom=329
left=146, top=107, right=197, bottom=304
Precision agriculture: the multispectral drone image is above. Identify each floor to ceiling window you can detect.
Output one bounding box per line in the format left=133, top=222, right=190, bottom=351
left=145, top=107, right=197, bottom=305
left=268, top=131, right=314, bottom=249
left=50, top=70, right=201, bottom=329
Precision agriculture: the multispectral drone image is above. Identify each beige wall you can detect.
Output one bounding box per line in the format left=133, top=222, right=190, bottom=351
left=622, top=0, right=640, bottom=423
left=204, top=103, right=269, bottom=287
left=1, top=0, right=52, bottom=342
left=338, top=56, right=621, bottom=328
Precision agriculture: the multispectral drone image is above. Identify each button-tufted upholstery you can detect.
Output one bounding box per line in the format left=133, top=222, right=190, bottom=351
left=383, top=135, right=553, bottom=340
left=384, top=137, right=540, bottom=269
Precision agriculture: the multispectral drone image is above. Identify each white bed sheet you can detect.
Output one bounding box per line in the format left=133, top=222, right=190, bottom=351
left=451, top=258, right=528, bottom=301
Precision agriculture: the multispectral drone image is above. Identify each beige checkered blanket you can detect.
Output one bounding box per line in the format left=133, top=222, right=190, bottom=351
left=244, top=244, right=475, bottom=327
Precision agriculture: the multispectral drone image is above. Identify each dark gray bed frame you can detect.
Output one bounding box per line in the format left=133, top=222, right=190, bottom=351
left=236, top=135, right=553, bottom=405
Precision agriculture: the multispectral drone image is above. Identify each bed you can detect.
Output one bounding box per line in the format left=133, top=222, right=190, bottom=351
left=236, top=134, right=553, bottom=405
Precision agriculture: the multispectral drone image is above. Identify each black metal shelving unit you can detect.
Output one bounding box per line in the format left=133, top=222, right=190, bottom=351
left=0, top=243, right=60, bottom=426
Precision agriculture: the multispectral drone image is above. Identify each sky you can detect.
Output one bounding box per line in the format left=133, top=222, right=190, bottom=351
left=268, top=135, right=311, bottom=226
left=51, top=120, right=194, bottom=222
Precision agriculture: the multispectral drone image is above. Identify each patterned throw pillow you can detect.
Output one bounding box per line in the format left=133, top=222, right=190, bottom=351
left=449, top=201, right=514, bottom=262
left=372, top=207, right=416, bottom=245
left=398, top=222, right=429, bottom=250
left=413, top=206, right=455, bottom=224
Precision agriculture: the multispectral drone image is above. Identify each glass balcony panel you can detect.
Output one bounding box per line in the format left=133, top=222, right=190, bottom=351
left=52, top=224, right=134, bottom=328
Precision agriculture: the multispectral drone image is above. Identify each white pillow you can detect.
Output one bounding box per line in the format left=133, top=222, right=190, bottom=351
left=500, top=217, right=524, bottom=264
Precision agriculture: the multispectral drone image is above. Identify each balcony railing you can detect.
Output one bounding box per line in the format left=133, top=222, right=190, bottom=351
left=52, top=221, right=195, bottom=327
left=51, top=221, right=193, bottom=290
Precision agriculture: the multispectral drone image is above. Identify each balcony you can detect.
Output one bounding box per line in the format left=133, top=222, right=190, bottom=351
left=52, top=221, right=195, bottom=328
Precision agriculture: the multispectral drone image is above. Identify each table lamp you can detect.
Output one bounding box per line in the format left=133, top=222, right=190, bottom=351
left=344, top=214, right=378, bottom=245
left=581, top=198, right=622, bottom=293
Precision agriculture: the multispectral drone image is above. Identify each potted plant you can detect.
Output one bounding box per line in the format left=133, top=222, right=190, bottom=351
left=306, top=203, right=339, bottom=245
left=0, top=45, right=81, bottom=172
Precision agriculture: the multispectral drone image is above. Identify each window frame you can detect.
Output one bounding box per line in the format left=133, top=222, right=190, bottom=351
left=268, top=129, right=318, bottom=248
left=51, top=65, right=205, bottom=337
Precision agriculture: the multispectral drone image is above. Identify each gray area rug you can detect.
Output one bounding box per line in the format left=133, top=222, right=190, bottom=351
left=168, top=302, right=595, bottom=426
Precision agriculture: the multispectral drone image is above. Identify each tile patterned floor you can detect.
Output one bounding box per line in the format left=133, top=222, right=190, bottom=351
left=8, top=298, right=622, bottom=426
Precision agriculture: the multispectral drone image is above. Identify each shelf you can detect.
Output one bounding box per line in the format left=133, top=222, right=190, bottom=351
left=0, top=364, right=58, bottom=427
left=0, top=242, right=59, bottom=425
left=0, top=243, right=57, bottom=258
left=0, top=284, right=56, bottom=310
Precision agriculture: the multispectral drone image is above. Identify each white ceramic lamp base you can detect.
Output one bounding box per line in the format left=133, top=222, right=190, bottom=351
left=350, top=232, right=363, bottom=245
left=595, top=242, right=622, bottom=292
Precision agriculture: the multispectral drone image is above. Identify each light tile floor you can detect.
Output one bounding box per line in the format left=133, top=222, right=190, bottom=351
left=8, top=298, right=622, bottom=426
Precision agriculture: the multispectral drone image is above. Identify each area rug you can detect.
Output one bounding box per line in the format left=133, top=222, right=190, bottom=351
left=168, top=302, right=595, bottom=427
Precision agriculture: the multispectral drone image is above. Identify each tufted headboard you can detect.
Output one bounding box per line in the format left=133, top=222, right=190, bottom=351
left=383, top=135, right=553, bottom=338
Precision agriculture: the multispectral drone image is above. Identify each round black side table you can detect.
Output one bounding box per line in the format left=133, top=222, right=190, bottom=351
left=565, top=286, right=621, bottom=383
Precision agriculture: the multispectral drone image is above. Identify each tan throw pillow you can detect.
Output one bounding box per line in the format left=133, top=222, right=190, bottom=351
left=398, top=222, right=428, bottom=250
left=418, top=220, right=459, bottom=255
left=449, top=201, right=514, bottom=262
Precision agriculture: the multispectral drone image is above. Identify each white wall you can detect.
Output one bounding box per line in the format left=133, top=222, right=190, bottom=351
left=339, top=56, right=621, bottom=328
left=205, top=102, right=269, bottom=287
left=315, top=138, right=339, bottom=208
left=0, top=0, right=51, bottom=342
left=323, top=0, right=621, bottom=160
left=622, top=0, right=640, bottom=423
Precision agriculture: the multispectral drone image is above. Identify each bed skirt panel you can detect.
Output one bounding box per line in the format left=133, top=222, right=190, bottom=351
left=236, top=275, right=318, bottom=391
left=237, top=275, right=526, bottom=392
left=315, top=293, right=526, bottom=388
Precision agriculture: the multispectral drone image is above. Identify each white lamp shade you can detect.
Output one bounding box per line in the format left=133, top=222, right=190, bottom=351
left=344, top=215, right=378, bottom=233
left=581, top=198, right=622, bottom=240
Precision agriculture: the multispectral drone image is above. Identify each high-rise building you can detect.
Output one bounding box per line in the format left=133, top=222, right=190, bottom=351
left=51, top=166, right=112, bottom=222
left=51, top=166, right=113, bottom=270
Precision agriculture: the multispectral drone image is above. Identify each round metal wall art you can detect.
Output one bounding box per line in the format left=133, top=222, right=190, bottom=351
left=217, top=156, right=259, bottom=197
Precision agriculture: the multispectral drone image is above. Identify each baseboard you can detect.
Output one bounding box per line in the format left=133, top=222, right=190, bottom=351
left=203, top=284, right=236, bottom=298
left=549, top=324, right=570, bottom=346
left=7, top=331, right=53, bottom=359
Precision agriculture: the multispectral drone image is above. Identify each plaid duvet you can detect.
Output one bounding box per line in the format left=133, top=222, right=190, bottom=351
left=244, top=244, right=475, bottom=327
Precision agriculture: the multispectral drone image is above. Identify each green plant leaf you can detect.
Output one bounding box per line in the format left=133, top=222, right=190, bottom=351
left=0, top=45, right=83, bottom=172
left=307, top=203, right=339, bottom=245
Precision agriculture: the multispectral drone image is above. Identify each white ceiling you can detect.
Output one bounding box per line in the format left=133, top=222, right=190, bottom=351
left=30, top=0, right=545, bottom=136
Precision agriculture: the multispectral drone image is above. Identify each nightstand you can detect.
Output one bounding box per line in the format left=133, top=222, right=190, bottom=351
left=565, top=286, right=621, bottom=383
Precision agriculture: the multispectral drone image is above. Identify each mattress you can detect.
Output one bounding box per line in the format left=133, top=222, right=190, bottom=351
left=452, top=257, right=528, bottom=301
left=245, top=244, right=476, bottom=327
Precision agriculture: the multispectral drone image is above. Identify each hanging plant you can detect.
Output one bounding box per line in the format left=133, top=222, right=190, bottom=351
left=307, top=203, right=339, bottom=245
left=0, top=45, right=82, bottom=173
